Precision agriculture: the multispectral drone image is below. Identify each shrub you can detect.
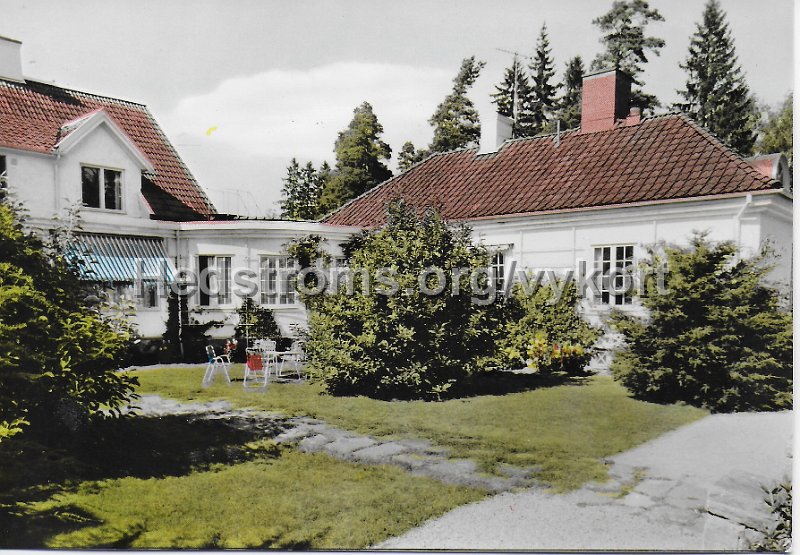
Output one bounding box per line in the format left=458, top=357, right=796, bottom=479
left=498, top=281, right=600, bottom=376
left=611, top=233, right=792, bottom=412
left=0, top=203, right=137, bottom=439
left=233, top=296, right=283, bottom=359
left=303, top=201, right=506, bottom=399
left=161, top=291, right=221, bottom=363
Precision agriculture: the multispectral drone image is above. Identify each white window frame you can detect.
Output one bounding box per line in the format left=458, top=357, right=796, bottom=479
left=490, top=250, right=506, bottom=294
left=198, top=255, right=233, bottom=308
left=260, top=255, right=298, bottom=306
left=593, top=244, right=635, bottom=306
left=81, top=164, right=124, bottom=212
left=137, top=279, right=161, bottom=310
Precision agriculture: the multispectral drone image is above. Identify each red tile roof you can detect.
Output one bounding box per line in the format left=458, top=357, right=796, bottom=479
left=324, top=114, right=779, bottom=227
left=0, top=78, right=216, bottom=220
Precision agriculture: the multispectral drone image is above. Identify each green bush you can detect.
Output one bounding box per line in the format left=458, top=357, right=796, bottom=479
left=611, top=233, right=792, bottom=412
left=498, top=281, right=600, bottom=376
left=0, top=203, right=137, bottom=439
left=233, top=296, right=283, bottom=359
left=303, top=202, right=506, bottom=399
left=161, top=291, right=221, bottom=363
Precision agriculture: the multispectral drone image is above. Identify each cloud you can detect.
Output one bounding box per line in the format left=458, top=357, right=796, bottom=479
left=163, top=62, right=454, bottom=162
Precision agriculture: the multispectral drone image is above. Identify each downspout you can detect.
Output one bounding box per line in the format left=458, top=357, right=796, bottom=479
left=736, top=193, right=753, bottom=247
left=53, top=150, right=61, bottom=212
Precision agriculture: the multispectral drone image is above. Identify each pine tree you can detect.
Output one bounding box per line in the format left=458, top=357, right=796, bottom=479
left=676, top=0, right=759, bottom=155
left=591, top=0, right=665, bottom=111
left=557, top=56, right=585, bottom=130
left=318, top=102, right=392, bottom=212
left=522, top=24, right=559, bottom=136
left=397, top=141, right=429, bottom=172
left=758, top=93, right=793, bottom=169
left=279, top=158, right=324, bottom=221
left=429, top=56, right=486, bottom=152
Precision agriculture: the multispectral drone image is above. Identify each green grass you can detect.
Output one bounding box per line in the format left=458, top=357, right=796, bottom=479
left=135, top=366, right=708, bottom=491
left=21, top=445, right=482, bottom=549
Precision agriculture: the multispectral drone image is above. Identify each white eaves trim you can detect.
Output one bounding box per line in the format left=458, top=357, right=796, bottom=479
left=53, top=108, right=155, bottom=173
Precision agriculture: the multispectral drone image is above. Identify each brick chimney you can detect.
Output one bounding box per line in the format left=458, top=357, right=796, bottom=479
left=0, top=35, right=24, bottom=83
left=580, top=69, right=632, bottom=133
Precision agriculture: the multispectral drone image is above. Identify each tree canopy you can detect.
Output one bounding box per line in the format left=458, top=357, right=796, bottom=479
left=591, top=0, right=665, bottom=111
left=524, top=24, right=559, bottom=136
left=429, top=56, right=486, bottom=153
left=557, top=56, right=585, bottom=130
left=758, top=93, right=793, bottom=170
left=318, top=102, right=392, bottom=213
left=280, top=158, right=327, bottom=220
left=675, top=0, right=758, bottom=155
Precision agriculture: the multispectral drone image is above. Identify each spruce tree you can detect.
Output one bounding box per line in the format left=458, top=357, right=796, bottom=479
left=676, top=0, right=759, bottom=155
left=591, top=0, right=665, bottom=111
left=490, top=55, right=535, bottom=138
left=522, top=23, right=559, bottom=136
left=557, top=56, right=585, bottom=130
left=280, top=158, right=324, bottom=221
left=429, top=56, right=486, bottom=152
left=318, top=102, right=392, bottom=212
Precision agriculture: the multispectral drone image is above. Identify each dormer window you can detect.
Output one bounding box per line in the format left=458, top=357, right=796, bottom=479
left=82, top=165, right=122, bottom=210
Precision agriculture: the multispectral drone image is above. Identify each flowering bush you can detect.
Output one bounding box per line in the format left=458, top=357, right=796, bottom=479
left=519, top=331, right=591, bottom=375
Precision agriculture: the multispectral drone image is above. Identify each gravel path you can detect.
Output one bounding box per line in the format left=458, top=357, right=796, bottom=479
left=377, top=411, right=793, bottom=551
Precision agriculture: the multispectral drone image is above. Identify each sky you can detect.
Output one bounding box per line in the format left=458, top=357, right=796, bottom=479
left=0, top=0, right=793, bottom=216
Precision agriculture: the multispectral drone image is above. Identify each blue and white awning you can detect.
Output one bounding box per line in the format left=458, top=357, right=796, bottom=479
left=69, top=233, right=174, bottom=283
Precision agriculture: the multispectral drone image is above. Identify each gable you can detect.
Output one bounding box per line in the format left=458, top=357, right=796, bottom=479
left=0, top=78, right=216, bottom=220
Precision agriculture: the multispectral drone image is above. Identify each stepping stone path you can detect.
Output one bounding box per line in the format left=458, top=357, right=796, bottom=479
left=127, top=395, right=538, bottom=492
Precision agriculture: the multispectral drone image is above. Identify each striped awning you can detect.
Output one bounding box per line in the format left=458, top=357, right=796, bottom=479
left=69, top=233, right=174, bottom=283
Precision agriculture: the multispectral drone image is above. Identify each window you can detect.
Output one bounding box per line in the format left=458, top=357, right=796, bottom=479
left=260, top=256, right=297, bottom=305
left=490, top=251, right=505, bottom=293
left=138, top=280, right=159, bottom=309
left=594, top=245, right=635, bottom=305
left=82, top=166, right=122, bottom=210
left=198, top=255, right=232, bottom=307
left=0, top=155, right=7, bottom=201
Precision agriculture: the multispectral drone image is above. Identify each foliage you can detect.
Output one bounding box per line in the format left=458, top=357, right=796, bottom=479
left=0, top=202, right=137, bottom=440
left=491, top=54, right=535, bottom=138
left=137, top=368, right=707, bottom=491
left=318, top=102, right=392, bottom=214
left=611, top=233, right=792, bottom=412
left=279, top=158, right=327, bottom=220
left=557, top=56, right=585, bottom=130
left=162, top=291, right=221, bottom=363
left=498, top=281, right=600, bottom=376
left=748, top=481, right=792, bottom=552
left=429, top=56, right=486, bottom=153
left=591, top=0, right=665, bottom=111
left=397, top=141, right=429, bottom=172
left=757, top=93, right=793, bottom=170
left=305, top=201, right=504, bottom=399
left=234, top=297, right=280, bottom=342
left=523, top=24, right=559, bottom=136
left=675, top=0, right=758, bottom=155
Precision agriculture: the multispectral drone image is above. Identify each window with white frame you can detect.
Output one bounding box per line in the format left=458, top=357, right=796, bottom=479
left=260, top=256, right=298, bottom=305
left=490, top=251, right=506, bottom=294
left=82, top=166, right=122, bottom=210
left=198, top=255, right=232, bottom=307
left=594, top=245, right=635, bottom=305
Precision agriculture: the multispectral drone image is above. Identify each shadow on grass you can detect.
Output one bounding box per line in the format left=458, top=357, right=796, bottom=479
left=451, top=370, right=591, bottom=398
left=0, top=414, right=283, bottom=548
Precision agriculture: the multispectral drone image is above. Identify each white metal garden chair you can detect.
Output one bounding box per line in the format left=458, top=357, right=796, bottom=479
left=254, top=339, right=279, bottom=377
left=278, top=340, right=307, bottom=380
left=202, top=345, right=231, bottom=386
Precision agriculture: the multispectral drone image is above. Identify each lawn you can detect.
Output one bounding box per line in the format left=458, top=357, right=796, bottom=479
left=135, top=366, right=708, bottom=491
left=0, top=416, right=483, bottom=549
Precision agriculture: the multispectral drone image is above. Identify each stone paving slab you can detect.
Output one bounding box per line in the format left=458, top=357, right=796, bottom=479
left=351, top=442, right=409, bottom=463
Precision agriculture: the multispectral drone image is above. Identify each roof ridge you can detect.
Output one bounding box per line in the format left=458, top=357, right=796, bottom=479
left=0, top=77, right=149, bottom=109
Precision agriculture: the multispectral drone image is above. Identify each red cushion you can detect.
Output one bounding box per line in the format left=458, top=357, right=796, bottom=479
left=246, top=355, right=263, bottom=370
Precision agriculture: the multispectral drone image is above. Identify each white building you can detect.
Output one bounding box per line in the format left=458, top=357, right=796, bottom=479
left=0, top=36, right=792, bottom=362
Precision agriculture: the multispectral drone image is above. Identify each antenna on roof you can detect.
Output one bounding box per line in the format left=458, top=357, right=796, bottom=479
left=496, top=48, right=534, bottom=123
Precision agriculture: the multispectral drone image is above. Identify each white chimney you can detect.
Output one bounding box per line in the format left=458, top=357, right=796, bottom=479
left=496, top=114, right=513, bottom=148
left=0, top=36, right=24, bottom=83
